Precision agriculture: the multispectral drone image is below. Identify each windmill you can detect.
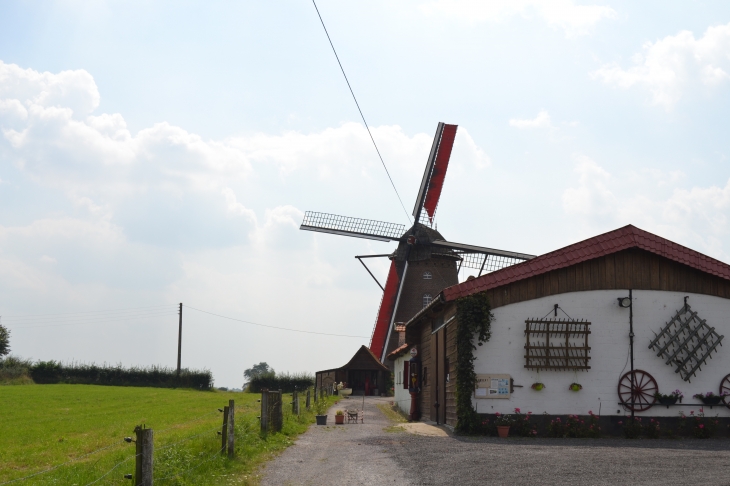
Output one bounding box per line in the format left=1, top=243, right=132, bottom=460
left=300, top=123, right=535, bottom=362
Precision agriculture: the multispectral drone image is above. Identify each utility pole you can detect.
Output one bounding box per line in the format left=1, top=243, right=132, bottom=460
left=177, top=303, right=183, bottom=376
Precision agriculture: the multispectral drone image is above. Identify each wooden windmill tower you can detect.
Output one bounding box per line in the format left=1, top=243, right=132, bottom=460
left=300, top=123, right=535, bottom=362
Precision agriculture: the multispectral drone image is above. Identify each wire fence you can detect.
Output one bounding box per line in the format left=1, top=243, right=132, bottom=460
left=0, top=404, right=236, bottom=486
left=0, top=387, right=372, bottom=486
left=0, top=391, right=339, bottom=485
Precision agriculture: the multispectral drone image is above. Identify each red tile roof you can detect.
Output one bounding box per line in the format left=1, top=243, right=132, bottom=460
left=386, top=342, right=410, bottom=361
left=443, top=224, right=730, bottom=302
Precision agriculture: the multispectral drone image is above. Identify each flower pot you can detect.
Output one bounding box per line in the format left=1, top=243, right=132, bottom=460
left=497, top=426, right=510, bottom=438
left=569, top=384, right=582, bottom=392
left=658, top=396, right=677, bottom=406
left=700, top=396, right=722, bottom=405
left=340, top=388, right=352, bottom=398
left=531, top=383, right=544, bottom=391
left=335, top=415, right=344, bottom=424
left=316, top=415, right=328, bottom=425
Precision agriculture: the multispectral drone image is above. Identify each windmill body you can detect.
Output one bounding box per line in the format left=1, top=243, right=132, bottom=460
left=300, top=123, right=535, bottom=365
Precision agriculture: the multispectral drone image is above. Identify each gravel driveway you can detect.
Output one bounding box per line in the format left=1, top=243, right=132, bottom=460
left=261, top=397, right=730, bottom=485
left=259, top=396, right=412, bottom=485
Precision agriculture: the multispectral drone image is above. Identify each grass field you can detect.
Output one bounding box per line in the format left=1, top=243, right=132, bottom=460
left=0, top=385, right=334, bottom=485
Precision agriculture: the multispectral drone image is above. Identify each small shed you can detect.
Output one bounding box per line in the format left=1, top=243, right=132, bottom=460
left=316, top=345, right=391, bottom=396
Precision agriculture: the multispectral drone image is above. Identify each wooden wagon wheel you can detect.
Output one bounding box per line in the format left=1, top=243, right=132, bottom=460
left=618, top=370, right=657, bottom=412
left=720, top=374, right=730, bottom=409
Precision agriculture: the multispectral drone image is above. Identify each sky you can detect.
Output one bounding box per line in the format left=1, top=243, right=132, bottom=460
left=2, top=0, right=730, bottom=388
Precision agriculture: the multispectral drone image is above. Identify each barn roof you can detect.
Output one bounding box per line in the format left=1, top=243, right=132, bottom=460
left=443, top=224, right=730, bottom=302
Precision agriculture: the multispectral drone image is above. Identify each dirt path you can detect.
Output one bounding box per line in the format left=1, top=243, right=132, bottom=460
left=259, top=396, right=414, bottom=485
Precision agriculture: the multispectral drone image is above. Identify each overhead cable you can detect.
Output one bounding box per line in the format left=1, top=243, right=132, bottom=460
left=186, top=305, right=369, bottom=338
left=311, top=0, right=412, bottom=225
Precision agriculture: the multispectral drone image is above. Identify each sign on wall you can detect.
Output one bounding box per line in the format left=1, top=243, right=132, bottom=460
left=474, top=374, right=511, bottom=399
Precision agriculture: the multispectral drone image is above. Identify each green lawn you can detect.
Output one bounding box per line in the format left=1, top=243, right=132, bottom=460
left=0, top=385, right=333, bottom=485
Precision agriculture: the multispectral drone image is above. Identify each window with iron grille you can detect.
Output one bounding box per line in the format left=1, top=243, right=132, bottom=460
left=423, top=271, right=432, bottom=280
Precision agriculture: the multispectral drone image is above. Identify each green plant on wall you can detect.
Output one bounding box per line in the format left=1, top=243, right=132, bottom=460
left=454, top=292, right=493, bottom=434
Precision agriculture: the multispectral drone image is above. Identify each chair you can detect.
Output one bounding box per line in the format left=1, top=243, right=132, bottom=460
left=346, top=409, right=362, bottom=424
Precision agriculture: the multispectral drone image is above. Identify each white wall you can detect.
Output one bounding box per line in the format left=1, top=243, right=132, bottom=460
left=472, top=290, right=730, bottom=417
left=393, top=355, right=411, bottom=415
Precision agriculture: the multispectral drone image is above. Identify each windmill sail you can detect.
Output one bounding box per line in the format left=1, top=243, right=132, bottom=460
left=369, top=261, right=400, bottom=356
left=431, top=239, right=535, bottom=276
left=412, top=123, right=458, bottom=224
left=300, top=211, right=405, bottom=242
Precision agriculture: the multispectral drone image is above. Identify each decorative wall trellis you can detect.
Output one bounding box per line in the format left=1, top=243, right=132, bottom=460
left=524, top=318, right=591, bottom=370
left=648, top=302, right=724, bottom=382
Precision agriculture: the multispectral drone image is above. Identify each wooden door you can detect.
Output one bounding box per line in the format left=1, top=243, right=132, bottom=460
left=429, top=331, right=438, bottom=422
left=437, top=327, right=446, bottom=424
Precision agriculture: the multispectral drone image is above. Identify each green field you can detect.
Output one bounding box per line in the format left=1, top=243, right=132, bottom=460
left=0, top=385, right=332, bottom=485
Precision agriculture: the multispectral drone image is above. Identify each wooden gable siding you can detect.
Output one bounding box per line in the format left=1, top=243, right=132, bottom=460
left=482, top=248, right=730, bottom=310
left=346, top=352, right=384, bottom=370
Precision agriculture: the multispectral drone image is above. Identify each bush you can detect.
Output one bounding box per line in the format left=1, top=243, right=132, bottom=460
left=248, top=372, right=314, bottom=393
left=619, top=418, right=642, bottom=439
left=28, top=361, right=213, bottom=389
left=643, top=418, right=661, bottom=439
left=0, top=356, right=34, bottom=384
left=511, top=408, right=537, bottom=437
left=680, top=409, right=719, bottom=439
left=547, top=412, right=601, bottom=438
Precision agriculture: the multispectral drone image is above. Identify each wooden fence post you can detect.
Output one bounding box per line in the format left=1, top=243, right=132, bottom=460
left=227, top=399, right=235, bottom=458
left=306, top=389, right=311, bottom=410
left=260, top=389, right=269, bottom=434
left=276, top=390, right=283, bottom=431
left=221, top=406, right=229, bottom=455
left=134, top=426, right=153, bottom=486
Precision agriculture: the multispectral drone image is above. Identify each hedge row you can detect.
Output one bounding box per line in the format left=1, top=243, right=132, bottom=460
left=248, top=372, right=314, bottom=393
left=1, top=357, right=213, bottom=389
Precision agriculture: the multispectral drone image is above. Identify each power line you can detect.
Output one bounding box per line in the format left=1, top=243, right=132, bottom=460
left=311, top=0, right=412, bottom=225
left=185, top=305, right=369, bottom=338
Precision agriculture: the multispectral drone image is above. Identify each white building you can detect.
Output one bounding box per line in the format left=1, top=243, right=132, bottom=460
left=391, top=225, right=730, bottom=430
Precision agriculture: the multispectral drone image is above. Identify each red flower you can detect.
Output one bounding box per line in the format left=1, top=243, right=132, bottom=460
left=618, top=421, right=623, bottom=424
left=514, top=408, right=521, bottom=413
left=699, top=424, right=705, bottom=429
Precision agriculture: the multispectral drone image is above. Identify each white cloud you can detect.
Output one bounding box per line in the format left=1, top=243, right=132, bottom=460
left=0, top=61, right=99, bottom=117
left=0, top=59, right=499, bottom=386
left=221, top=188, right=257, bottom=224
left=420, top=0, right=617, bottom=37
left=562, top=156, right=730, bottom=260
left=592, top=23, right=730, bottom=108
left=509, top=110, right=553, bottom=129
